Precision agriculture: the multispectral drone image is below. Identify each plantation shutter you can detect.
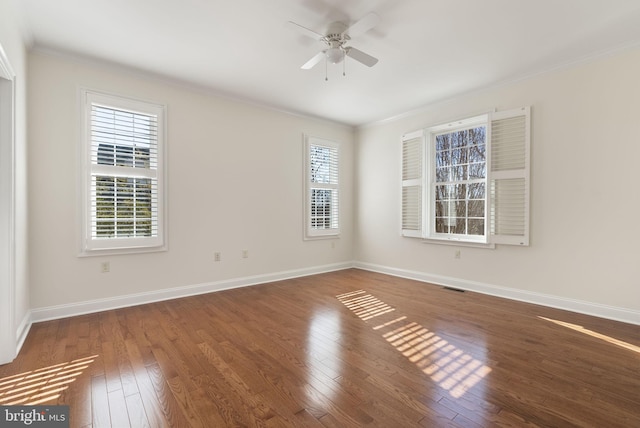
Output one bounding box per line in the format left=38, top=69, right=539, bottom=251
left=87, top=97, right=162, bottom=249
left=488, top=106, right=530, bottom=245
left=401, top=130, right=424, bottom=237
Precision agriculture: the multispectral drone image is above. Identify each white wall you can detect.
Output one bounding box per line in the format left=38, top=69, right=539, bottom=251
left=28, top=51, right=354, bottom=311
left=24, top=42, right=640, bottom=325
left=0, top=0, right=30, bottom=356
left=355, top=48, right=640, bottom=319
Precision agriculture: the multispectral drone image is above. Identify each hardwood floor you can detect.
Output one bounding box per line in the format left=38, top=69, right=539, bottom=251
left=1, top=269, right=639, bottom=427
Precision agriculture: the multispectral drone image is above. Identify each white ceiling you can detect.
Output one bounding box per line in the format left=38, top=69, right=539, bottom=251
left=18, top=0, right=640, bottom=126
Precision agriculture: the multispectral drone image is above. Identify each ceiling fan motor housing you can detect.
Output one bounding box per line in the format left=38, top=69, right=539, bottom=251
left=323, top=22, right=350, bottom=64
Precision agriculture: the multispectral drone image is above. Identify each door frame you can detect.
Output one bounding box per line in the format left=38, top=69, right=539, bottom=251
left=0, top=42, right=16, bottom=365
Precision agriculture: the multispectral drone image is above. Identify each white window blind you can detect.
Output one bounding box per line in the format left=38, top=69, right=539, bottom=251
left=305, top=136, right=340, bottom=238
left=81, top=90, right=166, bottom=254
left=488, top=106, right=530, bottom=245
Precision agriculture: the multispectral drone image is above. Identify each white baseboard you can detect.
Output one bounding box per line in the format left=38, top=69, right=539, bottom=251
left=16, top=311, right=32, bottom=356
left=354, top=262, right=640, bottom=326
left=28, top=260, right=639, bottom=326
left=31, top=262, right=353, bottom=323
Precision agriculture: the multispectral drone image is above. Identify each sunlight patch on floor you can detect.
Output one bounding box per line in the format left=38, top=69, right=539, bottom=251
left=336, top=290, right=395, bottom=321
left=382, top=320, right=491, bottom=398
left=538, top=316, right=640, bottom=354
left=337, top=290, right=491, bottom=399
left=0, top=355, right=97, bottom=405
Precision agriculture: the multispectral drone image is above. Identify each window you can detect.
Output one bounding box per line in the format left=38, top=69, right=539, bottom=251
left=80, top=90, right=166, bottom=254
left=304, top=136, right=339, bottom=238
left=433, top=119, right=487, bottom=239
left=402, top=107, right=530, bottom=246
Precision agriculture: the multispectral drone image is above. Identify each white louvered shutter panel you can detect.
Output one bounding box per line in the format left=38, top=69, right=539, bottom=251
left=402, top=130, right=424, bottom=237
left=488, top=106, right=530, bottom=245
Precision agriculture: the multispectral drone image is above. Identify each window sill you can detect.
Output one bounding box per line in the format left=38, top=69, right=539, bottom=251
left=78, top=244, right=168, bottom=258
left=422, top=238, right=495, bottom=249
left=304, top=234, right=340, bottom=241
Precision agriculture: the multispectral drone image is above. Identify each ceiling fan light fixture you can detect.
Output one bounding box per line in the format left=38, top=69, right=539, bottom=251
left=326, top=47, right=344, bottom=64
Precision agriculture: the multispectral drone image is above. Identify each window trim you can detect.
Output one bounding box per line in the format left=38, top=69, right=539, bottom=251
left=78, top=89, right=167, bottom=256
left=303, top=135, right=340, bottom=239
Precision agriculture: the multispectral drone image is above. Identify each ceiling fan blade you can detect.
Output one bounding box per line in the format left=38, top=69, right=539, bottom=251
left=346, top=12, right=380, bottom=38
left=286, top=21, right=324, bottom=41
left=301, top=51, right=326, bottom=69
left=346, top=47, right=378, bottom=67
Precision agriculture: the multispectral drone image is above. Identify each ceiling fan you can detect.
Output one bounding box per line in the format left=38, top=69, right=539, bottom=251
left=287, top=12, right=380, bottom=77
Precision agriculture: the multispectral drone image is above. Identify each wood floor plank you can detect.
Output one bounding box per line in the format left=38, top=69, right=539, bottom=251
left=91, top=375, right=111, bottom=428
left=187, top=383, right=233, bottom=427
left=107, top=388, right=130, bottom=428
left=100, top=341, right=122, bottom=394
left=68, top=369, right=92, bottom=428
left=124, top=392, right=150, bottom=428
left=123, top=338, right=170, bottom=428
left=196, top=341, right=275, bottom=419
left=364, top=372, right=458, bottom=421
left=292, top=408, right=325, bottom=427
left=192, top=373, right=247, bottom=426
left=165, top=376, right=204, bottom=428
left=1, top=269, right=638, bottom=427
left=145, top=363, right=191, bottom=428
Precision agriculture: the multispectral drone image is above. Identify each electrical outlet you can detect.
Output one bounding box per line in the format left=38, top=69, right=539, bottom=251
left=242, top=249, right=248, bottom=258
left=454, top=250, right=461, bottom=259
left=214, top=252, right=221, bottom=262
left=101, top=261, right=110, bottom=273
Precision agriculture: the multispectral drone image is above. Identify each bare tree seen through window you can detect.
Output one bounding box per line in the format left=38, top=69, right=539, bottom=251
left=434, top=126, right=486, bottom=236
